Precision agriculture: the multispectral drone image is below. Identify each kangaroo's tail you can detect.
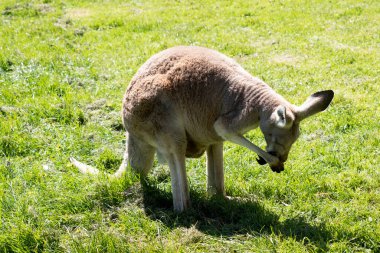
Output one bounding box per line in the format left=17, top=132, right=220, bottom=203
left=70, top=155, right=128, bottom=178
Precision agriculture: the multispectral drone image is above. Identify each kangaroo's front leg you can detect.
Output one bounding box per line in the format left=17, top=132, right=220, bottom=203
left=206, top=143, right=225, bottom=196
left=214, top=119, right=280, bottom=166
left=225, top=134, right=279, bottom=165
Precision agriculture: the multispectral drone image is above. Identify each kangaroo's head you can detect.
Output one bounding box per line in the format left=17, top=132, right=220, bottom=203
left=258, top=90, right=334, bottom=173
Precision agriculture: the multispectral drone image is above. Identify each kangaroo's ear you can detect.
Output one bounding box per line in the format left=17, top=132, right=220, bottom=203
left=296, top=90, right=334, bottom=121
left=273, top=105, right=294, bottom=129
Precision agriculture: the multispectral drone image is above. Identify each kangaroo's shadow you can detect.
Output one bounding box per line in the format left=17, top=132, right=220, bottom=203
left=136, top=179, right=332, bottom=250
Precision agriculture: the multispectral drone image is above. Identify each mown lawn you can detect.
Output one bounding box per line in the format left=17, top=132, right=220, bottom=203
left=0, top=0, right=379, bottom=252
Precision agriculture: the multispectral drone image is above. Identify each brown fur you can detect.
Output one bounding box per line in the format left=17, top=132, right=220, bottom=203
left=123, top=46, right=291, bottom=152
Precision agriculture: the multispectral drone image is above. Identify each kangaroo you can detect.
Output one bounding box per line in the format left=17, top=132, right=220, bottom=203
left=70, top=46, right=334, bottom=212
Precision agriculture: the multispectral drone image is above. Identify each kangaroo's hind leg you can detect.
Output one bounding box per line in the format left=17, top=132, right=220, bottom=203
left=166, top=150, right=190, bottom=212
left=157, top=131, right=190, bottom=212
left=113, top=133, right=130, bottom=178
left=120, top=132, right=155, bottom=178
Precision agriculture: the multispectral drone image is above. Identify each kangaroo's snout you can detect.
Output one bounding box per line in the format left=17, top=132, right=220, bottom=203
left=267, top=151, right=285, bottom=173
left=270, top=163, right=284, bottom=173
left=257, top=151, right=285, bottom=173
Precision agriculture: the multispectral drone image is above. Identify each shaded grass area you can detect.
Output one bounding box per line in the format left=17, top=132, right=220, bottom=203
left=0, top=0, right=379, bottom=252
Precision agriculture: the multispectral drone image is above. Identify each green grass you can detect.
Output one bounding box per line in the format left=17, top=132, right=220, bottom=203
left=1, top=0, right=379, bottom=252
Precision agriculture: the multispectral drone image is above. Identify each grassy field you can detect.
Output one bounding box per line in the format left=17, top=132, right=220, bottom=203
left=0, top=0, right=379, bottom=252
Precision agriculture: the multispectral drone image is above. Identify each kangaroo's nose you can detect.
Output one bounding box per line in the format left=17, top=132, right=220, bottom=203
left=267, top=151, right=285, bottom=172
left=270, top=163, right=284, bottom=173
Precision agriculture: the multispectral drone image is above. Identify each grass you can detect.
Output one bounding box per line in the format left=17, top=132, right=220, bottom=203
left=0, top=0, right=379, bottom=252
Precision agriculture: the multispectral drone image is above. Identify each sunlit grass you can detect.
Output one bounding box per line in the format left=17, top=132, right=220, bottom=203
left=0, top=0, right=379, bottom=252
